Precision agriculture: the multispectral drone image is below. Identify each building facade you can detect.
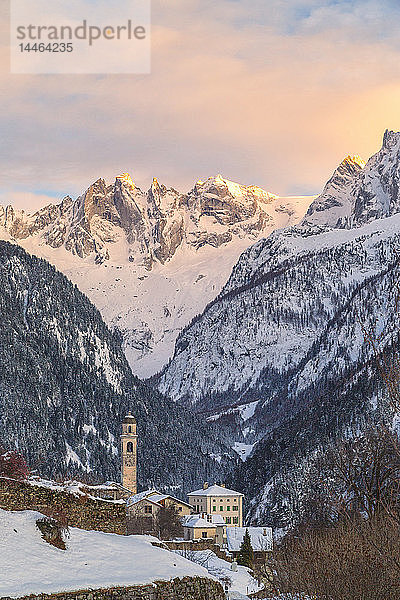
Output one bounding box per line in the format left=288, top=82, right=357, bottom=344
left=121, top=414, right=138, bottom=493
left=127, top=489, right=192, bottom=535
left=187, top=483, right=244, bottom=527
left=183, top=514, right=226, bottom=546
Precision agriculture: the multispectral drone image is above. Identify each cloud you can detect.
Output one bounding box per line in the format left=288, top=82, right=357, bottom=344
left=1, top=0, right=400, bottom=211
left=0, top=191, right=63, bottom=212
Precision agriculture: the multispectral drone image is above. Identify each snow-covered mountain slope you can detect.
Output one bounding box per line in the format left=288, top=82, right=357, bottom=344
left=159, top=213, right=400, bottom=406
left=159, top=130, right=400, bottom=407
left=235, top=254, right=400, bottom=527
left=0, top=241, right=235, bottom=491
left=0, top=176, right=312, bottom=377
left=0, top=510, right=213, bottom=598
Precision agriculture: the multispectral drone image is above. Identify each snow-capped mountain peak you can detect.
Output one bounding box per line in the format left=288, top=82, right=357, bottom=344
left=341, top=154, right=366, bottom=171
left=0, top=173, right=312, bottom=377
left=302, top=130, right=400, bottom=230
left=116, top=172, right=137, bottom=189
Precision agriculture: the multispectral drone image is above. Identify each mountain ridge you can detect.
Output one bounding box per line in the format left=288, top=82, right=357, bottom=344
left=0, top=174, right=312, bottom=377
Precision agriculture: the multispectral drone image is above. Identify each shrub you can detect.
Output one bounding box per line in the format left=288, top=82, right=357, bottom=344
left=0, top=447, right=29, bottom=480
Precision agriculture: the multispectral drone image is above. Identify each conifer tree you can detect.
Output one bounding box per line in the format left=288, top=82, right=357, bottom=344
left=237, top=528, right=254, bottom=568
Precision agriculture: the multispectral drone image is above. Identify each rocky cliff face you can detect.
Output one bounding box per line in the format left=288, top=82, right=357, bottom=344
left=0, top=174, right=290, bottom=267
left=303, top=129, right=400, bottom=229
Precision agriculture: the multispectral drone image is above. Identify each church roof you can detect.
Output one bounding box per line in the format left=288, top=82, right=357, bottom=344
left=188, top=484, right=243, bottom=497
left=123, top=414, right=136, bottom=424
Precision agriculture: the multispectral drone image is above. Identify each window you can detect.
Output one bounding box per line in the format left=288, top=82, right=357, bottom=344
left=178, top=507, right=182, bottom=512
left=226, top=506, right=230, bottom=511
left=127, top=441, right=134, bottom=453
left=202, top=532, right=208, bottom=539
left=144, top=505, right=152, bottom=514
left=233, top=517, right=238, bottom=524
left=227, top=498, right=230, bottom=502
left=220, top=506, right=223, bottom=511
left=233, top=505, right=238, bottom=511
left=212, top=506, right=216, bottom=511
left=226, top=517, right=231, bottom=524
left=128, top=425, right=132, bottom=433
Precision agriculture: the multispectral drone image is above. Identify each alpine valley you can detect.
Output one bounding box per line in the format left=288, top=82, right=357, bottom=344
left=0, top=240, right=236, bottom=493
left=3, top=130, right=400, bottom=527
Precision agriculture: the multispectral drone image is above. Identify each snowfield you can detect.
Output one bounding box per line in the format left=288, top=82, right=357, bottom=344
left=0, top=510, right=213, bottom=599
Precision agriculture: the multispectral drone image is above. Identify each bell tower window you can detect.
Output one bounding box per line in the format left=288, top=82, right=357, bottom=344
left=127, top=441, right=134, bottom=453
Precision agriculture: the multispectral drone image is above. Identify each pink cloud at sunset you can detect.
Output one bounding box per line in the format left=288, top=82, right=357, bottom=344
left=1, top=0, right=400, bottom=207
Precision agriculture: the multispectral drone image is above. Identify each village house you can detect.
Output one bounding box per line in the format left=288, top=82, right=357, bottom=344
left=126, top=489, right=192, bottom=535
left=183, top=514, right=226, bottom=545
left=188, top=482, right=244, bottom=527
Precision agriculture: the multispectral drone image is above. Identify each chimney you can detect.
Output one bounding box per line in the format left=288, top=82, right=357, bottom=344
left=220, top=483, right=226, bottom=488
left=203, top=482, right=209, bottom=490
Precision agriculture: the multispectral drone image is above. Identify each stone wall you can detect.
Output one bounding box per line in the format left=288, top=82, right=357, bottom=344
left=1, top=577, right=225, bottom=600
left=0, top=478, right=126, bottom=534
left=164, top=539, right=232, bottom=563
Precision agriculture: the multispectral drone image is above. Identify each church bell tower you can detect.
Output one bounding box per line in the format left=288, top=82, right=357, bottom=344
left=121, top=414, right=137, bottom=493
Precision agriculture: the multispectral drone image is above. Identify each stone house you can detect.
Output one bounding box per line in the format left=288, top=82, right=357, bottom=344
left=127, top=489, right=192, bottom=534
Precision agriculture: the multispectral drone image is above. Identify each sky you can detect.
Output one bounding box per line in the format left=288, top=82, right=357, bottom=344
left=1, top=0, right=400, bottom=210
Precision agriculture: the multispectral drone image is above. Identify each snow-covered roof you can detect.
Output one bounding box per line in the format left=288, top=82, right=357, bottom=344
left=184, top=516, right=217, bottom=529
left=188, top=484, right=243, bottom=497
left=0, top=509, right=213, bottom=598
left=147, top=494, right=169, bottom=503
left=89, top=481, right=131, bottom=492
left=210, top=514, right=225, bottom=525
left=126, top=489, right=161, bottom=507
left=183, top=514, right=225, bottom=528
left=226, top=527, right=273, bottom=552
left=127, top=489, right=192, bottom=508
left=150, top=493, right=191, bottom=508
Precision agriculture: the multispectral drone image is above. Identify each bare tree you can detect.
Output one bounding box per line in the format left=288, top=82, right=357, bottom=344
left=154, top=505, right=184, bottom=540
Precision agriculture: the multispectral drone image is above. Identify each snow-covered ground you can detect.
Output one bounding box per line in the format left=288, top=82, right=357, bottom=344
left=0, top=510, right=213, bottom=599
left=232, top=442, right=255, bottom=461
left=174, top=549, right=263, bottom=599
